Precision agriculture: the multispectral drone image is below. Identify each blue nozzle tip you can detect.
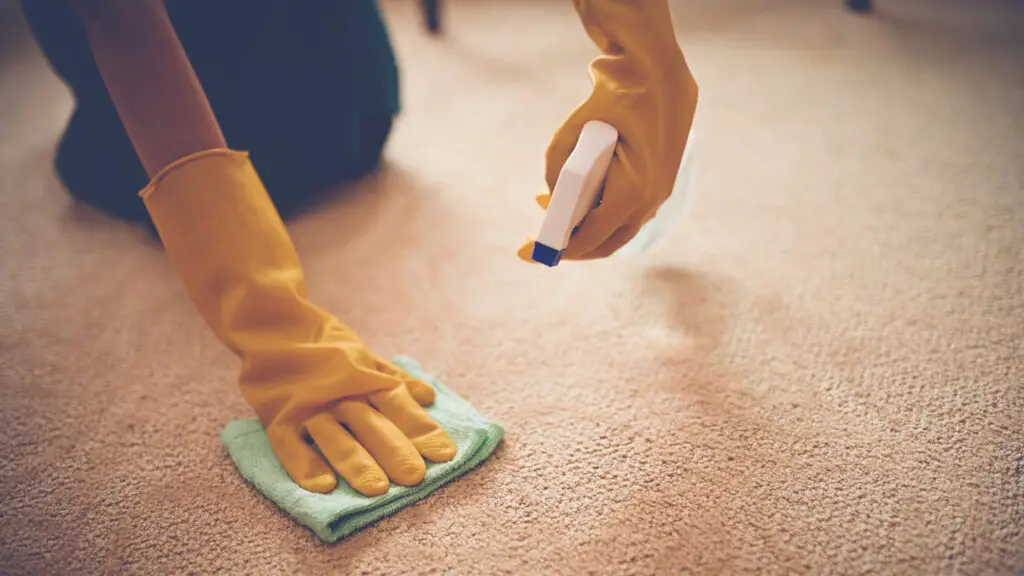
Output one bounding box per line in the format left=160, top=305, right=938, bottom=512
left=531, top=242, right=565, bottom=267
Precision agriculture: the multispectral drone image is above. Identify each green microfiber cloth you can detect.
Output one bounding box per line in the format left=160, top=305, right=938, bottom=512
left=220, top=356, right=504, bottom=543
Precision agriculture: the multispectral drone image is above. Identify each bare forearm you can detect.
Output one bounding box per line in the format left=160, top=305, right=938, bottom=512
left=71, top=0, right=225, bottom=177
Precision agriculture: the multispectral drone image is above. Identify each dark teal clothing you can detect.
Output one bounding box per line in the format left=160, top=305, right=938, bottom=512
left=21, top=0, right=401, bottom=231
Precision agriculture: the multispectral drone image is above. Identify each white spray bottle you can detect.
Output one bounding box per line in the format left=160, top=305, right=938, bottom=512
left=530, top=120, right=697, bottom=266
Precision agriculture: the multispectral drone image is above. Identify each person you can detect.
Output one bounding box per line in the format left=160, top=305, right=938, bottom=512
left=21, top=0, right=399, bottom=233
left=22, top=0, right=699, bottom=496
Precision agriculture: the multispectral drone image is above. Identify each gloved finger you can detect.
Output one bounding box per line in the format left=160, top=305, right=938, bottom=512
left=305, top=413, right=390, bottom=496
left=516, top=237, right=542, bottom=263
left=535, top=191, right=551, bottom=209
left=563, top=156, right=642, bottom=259
left=369, top=386, right=457, bottom=463
left=373, top=358, right=435, bottom=406
left=576, top=223, right=643, bottom=261
left=335, top=400, right=427, bottom=487
left=400, top=378, right=436, bottom=407
left=309, top=344, right=407, bottom=397
left=266, top=426, right=338, bottom=494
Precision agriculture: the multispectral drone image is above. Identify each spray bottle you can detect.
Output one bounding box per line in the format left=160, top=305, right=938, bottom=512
left=530, top=120, right=697, bottom=266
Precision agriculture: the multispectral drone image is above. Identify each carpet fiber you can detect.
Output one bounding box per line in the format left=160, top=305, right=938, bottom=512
left=1, top=0, right=1022, bottom=574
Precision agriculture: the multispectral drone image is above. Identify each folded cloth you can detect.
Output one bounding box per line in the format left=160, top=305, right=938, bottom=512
left=220, top=356, right=504, bottom=543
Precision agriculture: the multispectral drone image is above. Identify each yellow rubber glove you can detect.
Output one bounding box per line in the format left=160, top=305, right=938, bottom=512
left=140, top=149, right=457, bottom=496
left=519, top=0, right=699, bottom=262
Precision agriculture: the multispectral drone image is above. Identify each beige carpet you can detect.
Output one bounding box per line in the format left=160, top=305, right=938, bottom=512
left=1, top=0, right=1022, bottom=574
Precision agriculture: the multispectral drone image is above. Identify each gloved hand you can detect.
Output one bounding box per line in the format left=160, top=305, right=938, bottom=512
left=140, top=149, right=457, bottom=496
left=519, top=0, right=699, bottom=262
